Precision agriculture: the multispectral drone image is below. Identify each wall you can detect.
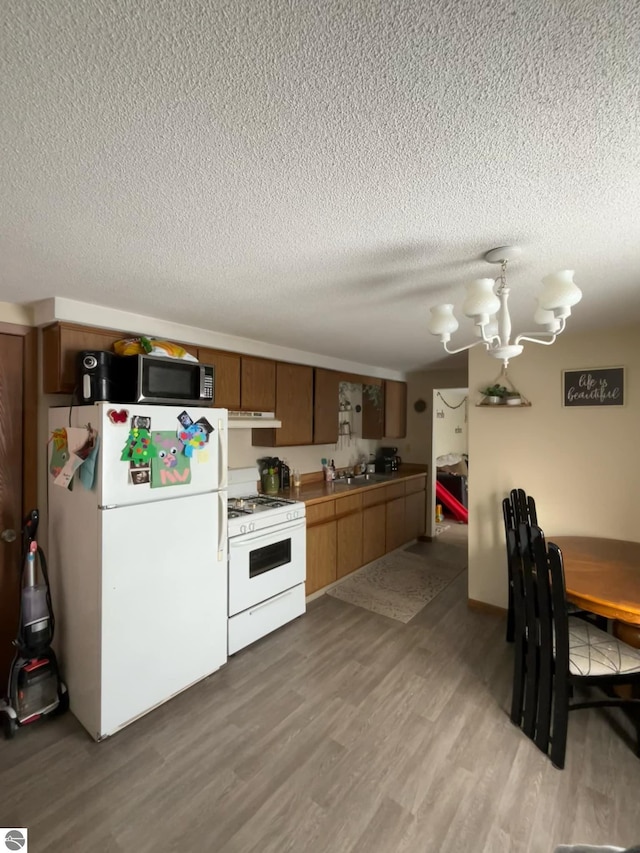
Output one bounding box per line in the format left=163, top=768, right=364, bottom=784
left=33, top=297, right=405, bottom=381
left=0, top=301, right=33, bottom=326
left=393, top=364, right=469, bottom=537
left=433, top=388, right=468, bottom=459
left=229, top=431, right=379, bottom=477
left=468, top=324, right=640, bottom=609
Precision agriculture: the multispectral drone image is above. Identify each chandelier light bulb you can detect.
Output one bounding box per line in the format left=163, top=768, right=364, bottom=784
left=534, top=301, right=561, bottom=333
left=538, top=270, right=582, bottom=319
left=427, top=304, right=459, bottom=341
left=462, top=278, right=501, bottom=325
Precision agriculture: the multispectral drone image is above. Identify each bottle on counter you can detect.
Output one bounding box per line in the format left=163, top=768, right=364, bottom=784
left=280, top=460, right=290, bottom=490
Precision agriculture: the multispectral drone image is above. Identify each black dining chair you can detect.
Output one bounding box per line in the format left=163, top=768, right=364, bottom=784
left=509, top=518, right=545, bottom=735
left=522, top=526, right=640, bottom=769
left=503, top=488, right=604, bottom=646
left=503, top=488, right=538, bottom=644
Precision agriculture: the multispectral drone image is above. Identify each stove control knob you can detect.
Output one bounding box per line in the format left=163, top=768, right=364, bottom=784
left=240, top=523, right=246, bottom=534
left=249, top=522, right=255, bottom=532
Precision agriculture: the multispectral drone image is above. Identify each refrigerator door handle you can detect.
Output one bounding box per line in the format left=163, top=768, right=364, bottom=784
left=218, top=418, right=228, bottom=490
left=218, top=491, right=227, bottom=561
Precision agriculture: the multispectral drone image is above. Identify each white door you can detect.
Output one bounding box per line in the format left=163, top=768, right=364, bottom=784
left=99, top=491, right=227, bottom=736
left=96, top=403, right=227, bottom=507
left=228, top=517, right=306, bottom=616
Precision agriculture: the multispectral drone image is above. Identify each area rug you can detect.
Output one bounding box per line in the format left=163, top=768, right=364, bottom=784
left=326, top=549, right=464, bottom=623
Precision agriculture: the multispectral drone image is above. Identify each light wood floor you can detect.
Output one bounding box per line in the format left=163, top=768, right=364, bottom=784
left=2, top=525, right=639, bottom=852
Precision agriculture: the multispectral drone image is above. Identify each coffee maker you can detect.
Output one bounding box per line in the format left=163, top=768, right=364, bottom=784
left=375, top=447, right=401, bottom=473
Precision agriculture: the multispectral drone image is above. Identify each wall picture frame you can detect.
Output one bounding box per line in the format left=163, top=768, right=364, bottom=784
left=562, top=367, right=624, bottom=407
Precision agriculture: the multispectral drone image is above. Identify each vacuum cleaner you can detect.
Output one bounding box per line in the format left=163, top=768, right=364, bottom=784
left=0, top=509, right=68, bottom=739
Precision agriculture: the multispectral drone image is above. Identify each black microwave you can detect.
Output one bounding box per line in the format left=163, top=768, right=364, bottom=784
left=78, top=351, right=215, bottom=406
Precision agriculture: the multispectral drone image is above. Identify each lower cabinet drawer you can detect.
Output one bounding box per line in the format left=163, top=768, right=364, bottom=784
left=228, top=583, right=306, bottom=654
left=405, top=476, right=426, bottom=496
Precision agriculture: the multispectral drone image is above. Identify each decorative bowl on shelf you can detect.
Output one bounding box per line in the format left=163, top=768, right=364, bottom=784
left=505, top=394, right=522, bottom=406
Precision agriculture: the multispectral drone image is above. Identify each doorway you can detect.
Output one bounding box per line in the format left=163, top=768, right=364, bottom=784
left=0, top=323, right=37, bottom=686
left=430, top=387, right=468, bottom=537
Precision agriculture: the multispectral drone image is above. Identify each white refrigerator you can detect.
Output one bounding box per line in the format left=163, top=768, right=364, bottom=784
left=47, top=403, right=228, bottom=741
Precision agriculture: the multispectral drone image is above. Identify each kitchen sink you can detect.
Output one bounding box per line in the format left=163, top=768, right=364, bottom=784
left=348, top=473, right=394, bottom=483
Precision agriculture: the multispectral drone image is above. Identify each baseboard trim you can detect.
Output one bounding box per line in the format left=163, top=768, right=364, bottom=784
left=467, top=598, right=507, bottom=617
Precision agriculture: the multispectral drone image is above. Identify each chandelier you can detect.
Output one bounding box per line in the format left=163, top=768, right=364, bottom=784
left=427, top=247, right=582, bottom=366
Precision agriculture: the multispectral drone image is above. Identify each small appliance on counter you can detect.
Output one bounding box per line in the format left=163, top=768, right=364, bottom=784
left=257, top=457, right=290, bottom=493
left=375, top=447, right=402, bottom=473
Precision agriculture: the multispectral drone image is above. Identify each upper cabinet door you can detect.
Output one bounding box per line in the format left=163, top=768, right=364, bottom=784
left=384, top=380, right=407, bottom=439
left=198, top=347, right=241, bottom=410
left=273, top=362, right=313, bottom=446
left=42, top=323, right=124, bottom=394
left=241, top=356, right=276, bottom=412
left=42, top=322, right=199, bottom=395
left=361, top=380, right=385, bottom=440
left=252, top=362, right=313, bottom=446
left=361, top=379, right=407, bottom=439
left=313, top=368, right=340, bottom=444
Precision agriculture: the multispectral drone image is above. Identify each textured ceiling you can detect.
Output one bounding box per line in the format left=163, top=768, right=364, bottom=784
left=1, top=0, right=639, bottom=371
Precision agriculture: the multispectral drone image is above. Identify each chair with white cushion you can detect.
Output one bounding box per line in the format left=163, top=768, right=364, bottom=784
left=524, top=526, right=640, bottom=769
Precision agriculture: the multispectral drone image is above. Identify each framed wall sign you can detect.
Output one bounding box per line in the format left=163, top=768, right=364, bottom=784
left=562, top=367, right=624, bottom=407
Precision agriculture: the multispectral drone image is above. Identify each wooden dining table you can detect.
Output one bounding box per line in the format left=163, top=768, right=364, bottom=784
left=551, top=536, right=640, bottom=647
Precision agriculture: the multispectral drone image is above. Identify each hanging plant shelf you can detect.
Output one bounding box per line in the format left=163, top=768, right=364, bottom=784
left=475, top=366, right=531, bottom=407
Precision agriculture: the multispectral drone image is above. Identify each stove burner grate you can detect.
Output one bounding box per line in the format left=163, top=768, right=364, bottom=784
left=227, top=507, right=253, bottom=518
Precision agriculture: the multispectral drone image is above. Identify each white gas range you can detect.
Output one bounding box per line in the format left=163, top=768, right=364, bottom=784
left=227, top=468, right=306, bottom=654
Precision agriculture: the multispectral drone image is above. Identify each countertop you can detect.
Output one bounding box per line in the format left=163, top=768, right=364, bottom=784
left=276, top=464, right=429, bottom=506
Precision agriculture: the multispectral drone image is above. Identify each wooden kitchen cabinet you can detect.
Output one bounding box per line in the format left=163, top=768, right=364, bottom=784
left=405, top=488, right=427, bottom=542
left=361, top=379, right=384, bottom=440
left=335, top=494, right=363, bottom=579
left=253, top=362, right=314, bottom=447
left=42, top=321, right=199, bottom=394
left=384, top=380, right=408, bottom=439
left=361, top=379, right=407, bottom=440
left=362, top=504, right=386, bottom=564
left=42, top=323, right=124, bottom=394
left=198, top=347, right=241, bottom=410
left=337, top=512, right=363, bottom=578
left=241, top=356, right=276, bottom=412
left=313, top=368, right=340, bottom=445
left=385, top=496, right=406, bottom=553
left=306, top=520, right=337, bottom=595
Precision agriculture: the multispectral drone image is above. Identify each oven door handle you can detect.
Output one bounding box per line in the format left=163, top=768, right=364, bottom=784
left=230, top=517, right=306, bottom=546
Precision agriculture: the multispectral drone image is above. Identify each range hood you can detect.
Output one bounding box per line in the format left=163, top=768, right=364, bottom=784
left=227, top=411, right=282, bottom=429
